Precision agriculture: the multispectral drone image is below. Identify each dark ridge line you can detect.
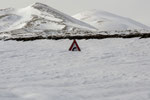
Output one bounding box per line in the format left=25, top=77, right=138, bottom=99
left=2, top=33, right=150, bottom=41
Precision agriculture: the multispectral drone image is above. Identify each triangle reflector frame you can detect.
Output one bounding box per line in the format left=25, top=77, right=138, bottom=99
left=69, top=39, right=81, bottom=51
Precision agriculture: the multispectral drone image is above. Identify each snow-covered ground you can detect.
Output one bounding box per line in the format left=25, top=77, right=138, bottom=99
left=0, top=39, right=150, bottom=100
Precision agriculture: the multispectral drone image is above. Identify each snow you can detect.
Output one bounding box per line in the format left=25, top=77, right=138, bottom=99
left=0, top=38, right=150, bottom=100
left=73, top=9, right=150, bottom=31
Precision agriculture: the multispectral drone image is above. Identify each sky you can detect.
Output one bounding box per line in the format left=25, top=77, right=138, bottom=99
left=0, top=0, right=150, bottom=26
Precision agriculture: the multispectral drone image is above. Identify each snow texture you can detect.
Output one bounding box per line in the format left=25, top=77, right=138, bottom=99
left=0, top=38, right=150, bottom=100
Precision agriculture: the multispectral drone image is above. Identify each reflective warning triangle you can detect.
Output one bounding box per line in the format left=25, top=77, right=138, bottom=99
left=69, top=39, right=81, bottom=51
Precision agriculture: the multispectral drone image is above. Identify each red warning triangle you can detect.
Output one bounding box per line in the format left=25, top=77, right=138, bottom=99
left=69, top=39, right=81, bottom=51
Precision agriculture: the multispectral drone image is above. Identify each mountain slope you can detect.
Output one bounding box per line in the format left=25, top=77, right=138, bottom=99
left=0, top=3, right=96, bottom=39
left=73, top=9, right=150, bottom=31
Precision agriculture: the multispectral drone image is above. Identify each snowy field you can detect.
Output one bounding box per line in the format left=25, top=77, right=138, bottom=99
left=0, top=38, right=150, bottom=100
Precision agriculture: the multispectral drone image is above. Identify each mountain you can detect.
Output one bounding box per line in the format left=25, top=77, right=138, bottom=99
left=0, top=3, right=150, bottom=40
left=0, top=3, right=96, bottom=39
left=73, top=9, right=150, bottom=31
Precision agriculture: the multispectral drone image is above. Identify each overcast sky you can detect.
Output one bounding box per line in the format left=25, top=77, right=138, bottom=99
left=0, top=0, right=150, bottom=26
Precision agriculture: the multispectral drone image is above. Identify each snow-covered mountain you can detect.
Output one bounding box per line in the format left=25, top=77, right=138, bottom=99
left=73, top=9, right=150, bottom=31
left=0, top=3, right=96, bottom=39
left=0, top=3, right=150, bottom=40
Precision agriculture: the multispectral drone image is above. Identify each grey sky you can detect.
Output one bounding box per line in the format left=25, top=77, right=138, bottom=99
left=0, top=0, right=150, bottom=26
